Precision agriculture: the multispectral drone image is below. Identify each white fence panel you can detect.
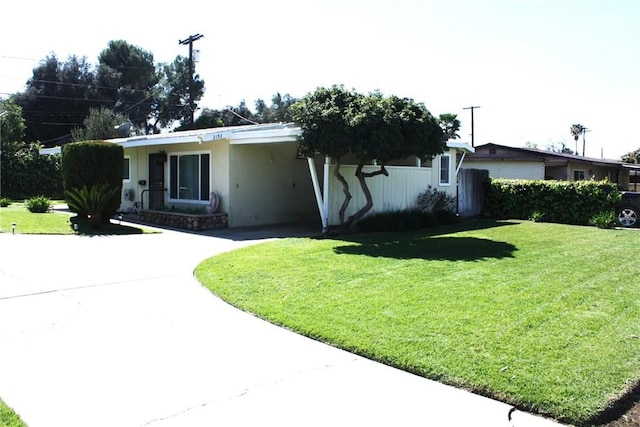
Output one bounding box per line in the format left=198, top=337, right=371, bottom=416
left=327, top=165, right=437, bottom=226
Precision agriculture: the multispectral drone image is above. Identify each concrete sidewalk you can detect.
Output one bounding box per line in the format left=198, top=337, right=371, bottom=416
left=0, top=228, right=565, bottom=427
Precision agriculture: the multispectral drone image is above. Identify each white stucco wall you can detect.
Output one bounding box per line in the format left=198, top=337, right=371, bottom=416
left=121, top=146, right=150, bottom=212
left=227, top=143, right=318, bottom=228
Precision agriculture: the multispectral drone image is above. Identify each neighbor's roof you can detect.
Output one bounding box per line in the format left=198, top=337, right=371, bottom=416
left=471, top=142, right=632, bottom=168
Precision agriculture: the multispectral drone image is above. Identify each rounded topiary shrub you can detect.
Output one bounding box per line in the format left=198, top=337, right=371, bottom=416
left=61, top=141, right=123, bottom=221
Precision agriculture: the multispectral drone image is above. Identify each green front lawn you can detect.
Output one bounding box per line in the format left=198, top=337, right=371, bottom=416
left=0, top=203, right=73, bottom=234
left=0, top=203, right=149, bottom=235
left=195, top=220, right=640, bottom=425
left=0, top=398, right=26, bottom=427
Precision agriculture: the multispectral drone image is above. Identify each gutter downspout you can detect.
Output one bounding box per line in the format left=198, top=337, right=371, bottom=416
left=307, top=156, right=329, bottom=233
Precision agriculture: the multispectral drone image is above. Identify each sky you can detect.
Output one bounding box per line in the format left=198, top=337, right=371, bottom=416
left=1, top=0, right=638, bottom=159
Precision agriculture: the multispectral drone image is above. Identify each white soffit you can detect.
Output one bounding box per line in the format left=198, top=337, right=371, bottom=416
left=446, top=141, right=475, bottom=153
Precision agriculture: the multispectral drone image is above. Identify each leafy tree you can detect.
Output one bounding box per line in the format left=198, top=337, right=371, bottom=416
left=292, top=85, right=445, bottom=229
left=71, top=107, right=132, bottom=141
left=1, top=100, right=62, bottom=198
left=547, top=141, right=575, bottom=154
left=0, top=99, right=26, bottom=143
left=254, top=93, right=298, bottom=123
left=182, top=101, right=258, bottom=131
left=190, top=108, right=225, bottom=129
left=622, top=148, right=640, bottom=164
left=97, top=40, right=159, bottom=133
left=292, top=86, right=360, bottom=224
left=13, top=54, right=100, bottom=146
left=154, top=56, right=205, bottom=130
left=438, top=113, right=461, bottom=140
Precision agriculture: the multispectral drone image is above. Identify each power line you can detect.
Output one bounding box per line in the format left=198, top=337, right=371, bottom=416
left=226, top=107, right=258, bottom=125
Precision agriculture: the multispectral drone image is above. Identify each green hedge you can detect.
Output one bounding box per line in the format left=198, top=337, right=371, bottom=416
left=484, top=179, right=621, bottom=225
left=1, top=142, right=63, bottom=199
left=61, top=140, right=123, bottom=221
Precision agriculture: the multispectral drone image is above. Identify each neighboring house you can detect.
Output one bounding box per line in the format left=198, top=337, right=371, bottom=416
left=42, top=123, right=475, bottom=229
left=464, top=143, right=640, bottom=191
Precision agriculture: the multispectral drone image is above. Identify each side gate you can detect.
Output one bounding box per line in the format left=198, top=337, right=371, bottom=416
left=458, top=168, right=489, bottom=218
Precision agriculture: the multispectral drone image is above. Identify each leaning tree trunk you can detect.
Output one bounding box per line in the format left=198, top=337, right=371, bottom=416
left=334, top=158, right=352, bottom=226
left=346, top=163, right=389, bottom=231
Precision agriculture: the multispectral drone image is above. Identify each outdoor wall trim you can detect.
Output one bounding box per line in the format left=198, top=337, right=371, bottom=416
left=456, top=152, right=467, bottom=176
left=307, top=156, right=328, bottom=233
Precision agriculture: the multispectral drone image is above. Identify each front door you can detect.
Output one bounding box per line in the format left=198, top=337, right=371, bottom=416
left=148, top=153, right=165, bottom=210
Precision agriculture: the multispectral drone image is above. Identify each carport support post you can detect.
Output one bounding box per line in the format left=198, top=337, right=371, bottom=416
left=323, top=156, right=329, bottom=228
left=307, top=156, right=329, bottom=233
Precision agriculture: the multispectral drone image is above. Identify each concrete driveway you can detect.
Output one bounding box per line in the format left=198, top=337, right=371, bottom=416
left=0, top=226, right=564, bottom=427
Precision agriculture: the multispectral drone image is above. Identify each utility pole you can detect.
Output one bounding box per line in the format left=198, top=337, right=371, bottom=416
left=582, top=127, right=590, bottom=157
left=463, top=106, right=481, bottom=147
left=179, top=33, right=204, bottom=129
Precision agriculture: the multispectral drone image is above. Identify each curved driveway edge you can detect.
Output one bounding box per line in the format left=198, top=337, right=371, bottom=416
left=0, top=228, right=564, bottom=426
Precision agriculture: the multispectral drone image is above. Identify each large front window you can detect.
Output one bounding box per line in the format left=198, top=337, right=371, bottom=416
left=169, top=152, right=210, bottom=201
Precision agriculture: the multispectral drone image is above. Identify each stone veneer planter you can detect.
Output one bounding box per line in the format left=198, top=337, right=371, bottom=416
left=139, top=210, right=228, bottom=230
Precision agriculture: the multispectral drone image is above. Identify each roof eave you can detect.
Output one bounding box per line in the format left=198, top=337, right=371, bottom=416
left=446, top=141, right=475, bottom=154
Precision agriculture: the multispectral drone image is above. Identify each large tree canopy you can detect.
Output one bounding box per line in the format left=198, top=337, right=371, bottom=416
left=71, top=107, right=132, bottom=142
left=97, top=40, right=158, bottom=133
left=11, top=40, right=204, bottom=146
left=13, top=54, right=100, bottom=145
left=291, top=85, right=446, bottom=229
left=622, top=148, right=640, bottom=164
left=254, top=93, right=298, bottom=123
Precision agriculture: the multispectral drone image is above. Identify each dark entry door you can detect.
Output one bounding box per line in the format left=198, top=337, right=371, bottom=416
left=148, top=153, right=165, bottom=210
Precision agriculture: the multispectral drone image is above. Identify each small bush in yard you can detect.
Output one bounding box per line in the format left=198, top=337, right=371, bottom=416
left=529, top=211, right=545, bottom=222
left=26, top=196, right=51, bottom=213
left=0, top=197, right=11, bottom=207
left=66, top=183, right=120, bottom=228
left=589, top=211, right=618, bottom=229
left=358, top=187, right=460, bottom=233
left=417, top=185, right=457, bottom=214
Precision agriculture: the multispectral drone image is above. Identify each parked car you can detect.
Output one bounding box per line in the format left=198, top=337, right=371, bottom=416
left=617, top=192, right=640, bottom=227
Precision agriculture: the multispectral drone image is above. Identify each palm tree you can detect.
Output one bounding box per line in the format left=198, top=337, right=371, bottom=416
left=570, top=124, right=585, bottom=156
left=438, top=113, right=461, bottom=140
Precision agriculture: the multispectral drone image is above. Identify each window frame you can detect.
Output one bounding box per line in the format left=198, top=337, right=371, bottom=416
left=439, top=154, right=452, bottom=186
left=168, top=150, right=212, bottom=204
left=573, top=169, right=586, bottom=181
left=123, top=156, right=131, bottom=182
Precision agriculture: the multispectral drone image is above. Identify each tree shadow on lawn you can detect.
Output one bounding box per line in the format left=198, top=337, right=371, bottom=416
left=333, top=235, right=517, bottom=261
left=331, top=220, right=519, bottom=261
